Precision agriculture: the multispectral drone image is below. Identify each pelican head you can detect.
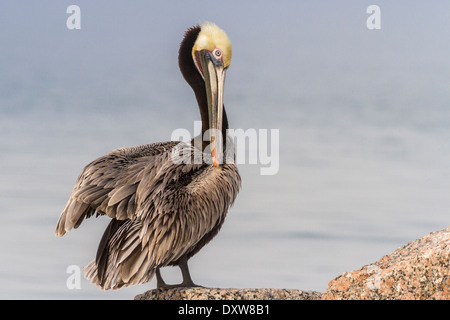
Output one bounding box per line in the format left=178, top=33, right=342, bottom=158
left=192, top=22, right=232, bottom=71
left=192, top=22, right=232, bottom=167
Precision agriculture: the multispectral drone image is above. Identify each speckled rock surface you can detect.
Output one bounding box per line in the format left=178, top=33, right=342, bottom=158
left=322, top=227, right=450, bottom=300
left=135, top=288, right=322, bottom=300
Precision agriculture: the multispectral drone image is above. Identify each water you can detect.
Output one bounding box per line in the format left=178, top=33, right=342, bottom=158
left=0, top=1, right=449, bottom=299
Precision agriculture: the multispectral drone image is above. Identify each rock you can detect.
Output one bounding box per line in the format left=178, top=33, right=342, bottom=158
left=134, top=287, right=322, bottom=300
left=133, top=227, right=449, bottom=300
left=322, top=227, right=450, bottom=300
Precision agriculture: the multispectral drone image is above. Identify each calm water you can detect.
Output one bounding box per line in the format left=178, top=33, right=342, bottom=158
left=0, top=1, right=449, bottom=299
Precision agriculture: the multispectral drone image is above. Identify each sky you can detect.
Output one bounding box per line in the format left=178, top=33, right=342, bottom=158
left=0, top=1, right=449, bottom=299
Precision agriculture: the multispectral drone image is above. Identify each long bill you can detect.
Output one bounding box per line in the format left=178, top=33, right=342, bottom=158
left=199, top=51, right=226, bottom=168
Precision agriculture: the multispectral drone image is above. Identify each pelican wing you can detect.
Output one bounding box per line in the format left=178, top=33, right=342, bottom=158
left=55, top=141, right=179, bottom=236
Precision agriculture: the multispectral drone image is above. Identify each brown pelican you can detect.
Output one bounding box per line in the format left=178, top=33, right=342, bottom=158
left=55, top=22, right=240, bottom=290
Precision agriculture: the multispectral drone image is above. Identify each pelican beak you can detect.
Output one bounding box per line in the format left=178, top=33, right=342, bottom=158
left=197, top=50, right=226, bottom=168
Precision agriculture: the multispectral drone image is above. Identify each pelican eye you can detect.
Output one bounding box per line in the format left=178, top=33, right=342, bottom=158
left=213, top=49, right=222, bottom=58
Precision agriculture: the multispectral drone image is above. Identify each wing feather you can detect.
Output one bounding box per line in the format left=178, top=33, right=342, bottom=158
left=55, top=141, right=178, bottom=236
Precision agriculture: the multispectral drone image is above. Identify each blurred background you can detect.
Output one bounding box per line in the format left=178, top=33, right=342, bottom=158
left=0, top=1, right=449, bottom=299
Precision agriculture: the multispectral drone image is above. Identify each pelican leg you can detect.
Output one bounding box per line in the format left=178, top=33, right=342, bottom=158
left=178, top=256, right=202, bottom=288
left=155, top=268, right=168, bottom=289
left=155, top=257, right=202, bottom=289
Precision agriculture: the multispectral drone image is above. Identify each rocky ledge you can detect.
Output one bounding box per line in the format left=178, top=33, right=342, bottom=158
left=322, top=226, right=449, bottom=300
left=135, top=227, right=449, bottom=300
left=135, top=287, right=322, bottom=300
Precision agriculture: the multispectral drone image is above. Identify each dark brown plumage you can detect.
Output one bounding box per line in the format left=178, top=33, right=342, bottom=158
left=55, top=23, right=240, bottom=290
